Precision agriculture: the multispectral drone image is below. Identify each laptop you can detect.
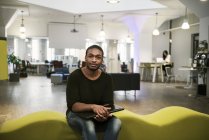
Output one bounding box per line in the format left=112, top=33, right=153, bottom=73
left=156, top=57, right=164, bottom=63
left=75, top=104, right=124, bottom=119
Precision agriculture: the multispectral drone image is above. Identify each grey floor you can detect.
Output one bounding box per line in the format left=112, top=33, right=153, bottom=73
left=0, top=75, right=209, bottom=125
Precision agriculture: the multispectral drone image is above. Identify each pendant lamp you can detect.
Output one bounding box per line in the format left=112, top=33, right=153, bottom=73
left=99, top=15, right=106, bottom=41
left=181, top=8, right=190, bottom=30
left=19, top=10, right=26, bottom=33
left=152, top=12, right=160, bottom=36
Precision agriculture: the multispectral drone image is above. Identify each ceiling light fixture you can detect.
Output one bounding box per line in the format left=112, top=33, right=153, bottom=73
left=71, top=15, right=79, bottom=33
left=152, top=12, right=160, bottom=36
left=200, top=0, right=208, bottom=2
left=99, top=15, right=106, bottom=41
left=19, top=10, right=26, bottom=33
left=106, top=0, right=120, bottom=4
left=181, top=8, right=190, bottom=30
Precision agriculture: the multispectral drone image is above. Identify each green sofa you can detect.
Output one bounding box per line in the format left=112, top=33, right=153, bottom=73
left=0, top=106, right=209, bottom=140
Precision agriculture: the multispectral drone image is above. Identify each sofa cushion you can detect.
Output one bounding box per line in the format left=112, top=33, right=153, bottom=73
left=0, top=106, right=209, bottom=140
left=0, top=111, right=81, bottom=140
left=114, top=106, right=209, bottom=140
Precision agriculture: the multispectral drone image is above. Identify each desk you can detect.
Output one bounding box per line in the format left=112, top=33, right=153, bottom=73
left=140, top=62, right=164, bottom=83
left=30, top=62, right=51, bottom=75
left=178, top=66, right=197, bottom=88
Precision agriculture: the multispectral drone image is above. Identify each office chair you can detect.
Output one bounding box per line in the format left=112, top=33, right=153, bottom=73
left=26, top=61, right=37, bottom=74
left=121, top=63, right=128, bottom=73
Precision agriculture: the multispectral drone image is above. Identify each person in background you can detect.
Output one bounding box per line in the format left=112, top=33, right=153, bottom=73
left=163, top=50, right=171, bottom=63
left=66, top=45, right=121, bottom=140
left=162, top=50, right=172, bottom=76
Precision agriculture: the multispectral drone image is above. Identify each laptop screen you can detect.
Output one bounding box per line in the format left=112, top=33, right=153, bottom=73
left=156, top=57, right=163, bottom=62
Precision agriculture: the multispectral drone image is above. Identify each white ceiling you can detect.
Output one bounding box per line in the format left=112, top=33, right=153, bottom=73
left=0, top=0, right=208, bottom=37
left=180, top=0, right=209, bottom=18
left=19, top=0, right=167, bottom=14
left=0, top=0, right=208, bottom=22
left=0, top=0, right=187, bottom=22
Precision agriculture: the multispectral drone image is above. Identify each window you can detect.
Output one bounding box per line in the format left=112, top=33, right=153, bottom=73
left=117, top=42, right=127, bottom=62
left=47, top=40, right=55, bottom=61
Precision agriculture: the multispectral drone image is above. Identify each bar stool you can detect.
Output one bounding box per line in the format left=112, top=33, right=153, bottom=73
left=165, top=67, right=176, bottom=83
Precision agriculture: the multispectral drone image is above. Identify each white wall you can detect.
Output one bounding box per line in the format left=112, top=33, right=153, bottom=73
left=152, top=33, right=169, bottom=59
left=17, top=39, right=27, bottom=60
left=48, top=23, right=87, bottom=49
left=107, top=40, right=119, bottom=73
left=7, top=18, right=48, bottom=37
left=0, top=7, right=16, bottom=37
left=152, top=22, right=170, bottom=60
left=29, top=38, right=48, bottom=62
left=199, top=16, right=209, bottom=42
left=139, top=33, right=153, bottom=62
left=0, top=27, right=5, bottom=37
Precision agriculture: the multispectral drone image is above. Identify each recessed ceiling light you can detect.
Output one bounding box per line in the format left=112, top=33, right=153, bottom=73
left=200, top=0, right=208, bottom=2
left=106, top=0, right=120, bottom=4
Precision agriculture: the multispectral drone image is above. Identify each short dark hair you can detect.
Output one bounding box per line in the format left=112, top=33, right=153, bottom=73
left=85, top=45, right=104, bottom=56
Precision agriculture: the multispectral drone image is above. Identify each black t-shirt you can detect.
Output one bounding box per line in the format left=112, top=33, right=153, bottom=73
left=66, top=69, right=114, bottom=115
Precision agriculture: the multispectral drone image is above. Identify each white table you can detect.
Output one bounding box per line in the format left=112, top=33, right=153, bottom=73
left=178, top=66, right=197, bottom=88
left=151, top=63, right=164, bottom=83
left=30, top=62, right=50, bottom=75
left=140, top=62, right=164, bottom=83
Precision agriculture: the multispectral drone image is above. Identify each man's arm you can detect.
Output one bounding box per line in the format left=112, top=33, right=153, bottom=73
left=66, top=71, right=80, bottom=111
left=72, top=102, right=110, bottom=112
left=71, top=102, right=94, bottom=112
left=72, top=102, right=111, bottom=121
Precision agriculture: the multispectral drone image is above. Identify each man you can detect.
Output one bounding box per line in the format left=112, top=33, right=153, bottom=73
left=66, top=45, right=121, bottom=140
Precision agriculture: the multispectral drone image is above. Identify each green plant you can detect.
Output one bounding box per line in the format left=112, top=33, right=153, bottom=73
left=8, top=53, right=21, bottom=73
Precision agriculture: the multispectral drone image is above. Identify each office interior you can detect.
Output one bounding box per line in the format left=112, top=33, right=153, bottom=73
left=0, top=0, right=209, bottom=124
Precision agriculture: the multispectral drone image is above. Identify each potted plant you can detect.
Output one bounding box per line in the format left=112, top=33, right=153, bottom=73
left=8, top=53, right=21, bottom=82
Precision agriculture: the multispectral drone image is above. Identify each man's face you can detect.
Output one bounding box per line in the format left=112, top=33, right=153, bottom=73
left=85, top=48, right=103, bottom=71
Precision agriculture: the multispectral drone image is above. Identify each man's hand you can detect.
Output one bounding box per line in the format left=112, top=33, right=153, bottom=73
left=91, top=104, right=112, bottom=121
